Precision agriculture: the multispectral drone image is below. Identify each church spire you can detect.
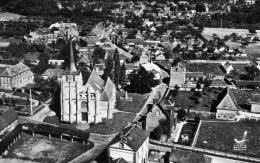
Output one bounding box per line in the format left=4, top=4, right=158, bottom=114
left=65, top=39, right=77, bottom=74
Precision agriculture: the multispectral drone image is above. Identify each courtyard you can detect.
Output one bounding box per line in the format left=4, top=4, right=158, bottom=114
left=2, top=132, right=92, bottom=163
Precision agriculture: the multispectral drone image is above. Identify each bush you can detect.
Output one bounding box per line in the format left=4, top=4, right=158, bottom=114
left=150, top=126, right=163, bottom=140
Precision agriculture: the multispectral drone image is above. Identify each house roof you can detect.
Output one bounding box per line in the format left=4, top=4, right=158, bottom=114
left=186, top=63, right=225, bottom=76
left=119, top=124, right=149, bottom=152
left=0, top=108, right=17, bottom=131
left=0, top=62, right=31, bottom=77
left=102, top=77, right=115, bottom=100
left=218, top=88, right=254, bottom=111
left=86, top=69, right=105, bottom=92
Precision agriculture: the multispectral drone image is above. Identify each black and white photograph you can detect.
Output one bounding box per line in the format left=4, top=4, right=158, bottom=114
left=0, top=0, right=260, bottom=162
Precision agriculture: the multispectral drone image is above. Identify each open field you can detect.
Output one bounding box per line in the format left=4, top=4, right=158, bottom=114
left=172, top=88, right=223, bottom=112
left=116, top=91, right=149, bottom=113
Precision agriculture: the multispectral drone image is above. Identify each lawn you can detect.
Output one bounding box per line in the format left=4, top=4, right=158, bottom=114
left=246, top=43, right=260, bottom=58
left=172, top=88, right=223, bottom=112
left=116, top=91, right=149, bottom=113
left=195, top=120, right=260, bottom=157
left=89, top=112, right=136, bottom=135
left=3, top=132, right=92, bottom=163
left=178, top=122, right=198, bottom=146
left=43, top=111, right=136, bottom=135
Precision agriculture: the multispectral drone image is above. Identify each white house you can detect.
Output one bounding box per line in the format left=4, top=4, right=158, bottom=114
left=216, top=88, right=238, bottom=121
left=108, top=124, right=149, bottom=163
left=48, top=59, right=64, bottom=66
left=221, top=61, right=234, bottom=74
left=0, top=61, right=34, bottom=90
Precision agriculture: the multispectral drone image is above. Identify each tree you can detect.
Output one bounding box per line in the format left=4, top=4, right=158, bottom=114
left=245, top=65, right=260, bottom=80
left=12, top=99, right=16, bottom=107
left=196, top=82, right=201, bottom=91
left=119, top=62, right=126, bottom=88
left=229, top=69, right=240, bottom=80
left=249, top=25, right=256, bottom=34
left=125, top=66, right=160, bottom=94
left=150, top=125, right=163, bottom=140
left=92, top=46, right=106, bottom=64
left=113, top=49, right=120, bottom=88
left=177, top=108, right=186, bottom=121
left=195, top=3, right=206, bottom=12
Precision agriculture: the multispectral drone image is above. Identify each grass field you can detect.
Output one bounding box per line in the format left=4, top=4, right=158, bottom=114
left=3, top=132, right=91, bottom=163
left=173, top=88, right=223, bottom=112
left=116, top=92, right=149, bottom=113
left=89, top=112, right=136, bottom=134
left=178, top=122, right=198, bottom=146
left=195, top=120, right=260, bottom=157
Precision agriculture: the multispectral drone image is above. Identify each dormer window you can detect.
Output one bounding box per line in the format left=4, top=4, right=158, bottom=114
left=119, top=142, right=124, bottom=149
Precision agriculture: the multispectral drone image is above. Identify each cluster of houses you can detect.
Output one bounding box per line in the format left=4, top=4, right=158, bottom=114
left=1, top=8, right=260, bottom=160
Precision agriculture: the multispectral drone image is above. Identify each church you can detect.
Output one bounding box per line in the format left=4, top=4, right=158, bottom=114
left=60, top=39, right=116, bottom=124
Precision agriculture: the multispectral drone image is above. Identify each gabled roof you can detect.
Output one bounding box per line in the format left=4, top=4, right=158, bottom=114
left=86, top=69, right=105, bottom=91
left=102, top=77, right=115, bottom=100
left=0, top=108, right=17, bottom=131
left=119, top=124, right=149, bottom=152
left=217, top=87, right=241, bottom=111
left=0, top=62, right=31, bottom=77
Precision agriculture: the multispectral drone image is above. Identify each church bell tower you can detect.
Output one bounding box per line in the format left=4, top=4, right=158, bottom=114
left=60, top=39, right=83, bottom=123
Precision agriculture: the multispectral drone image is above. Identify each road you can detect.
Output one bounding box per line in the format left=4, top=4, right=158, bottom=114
left=69, top=133, right=117, bottom=163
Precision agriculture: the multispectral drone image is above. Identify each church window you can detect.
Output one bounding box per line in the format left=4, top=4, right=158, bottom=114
left=90, top=93, right=95, bottom=100
left=156, top=110, right=160, bottom=116
left=73, top=76, right=75, bottom=81
left=82, top=112, right=88, bottom=121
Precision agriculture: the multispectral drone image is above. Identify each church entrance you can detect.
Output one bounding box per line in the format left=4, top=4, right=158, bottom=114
left=81, top=102, right=88, bottom=122
left=82, top=112, right=88, bottom=121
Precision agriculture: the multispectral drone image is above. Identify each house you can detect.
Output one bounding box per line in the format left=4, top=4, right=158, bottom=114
left=108, top=124, right=149, bottom=163
left=60, top=40, right=116, bottom=124
left=216, top=88, right=239, bottom=120
left=0, top=107, right=18, bottom=137
left=245, top=0, right=255, bottom=5
left=48, top=59, right=64, bottom=66
left=250, top=94, right=260, bottom=113
left=169, top=63, right=186, bottom=88
left=0, top=61, right=34, bottom=90
left=139, top=53, right=149, bottom=65
left=216, top=87, right=260, bottom=120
